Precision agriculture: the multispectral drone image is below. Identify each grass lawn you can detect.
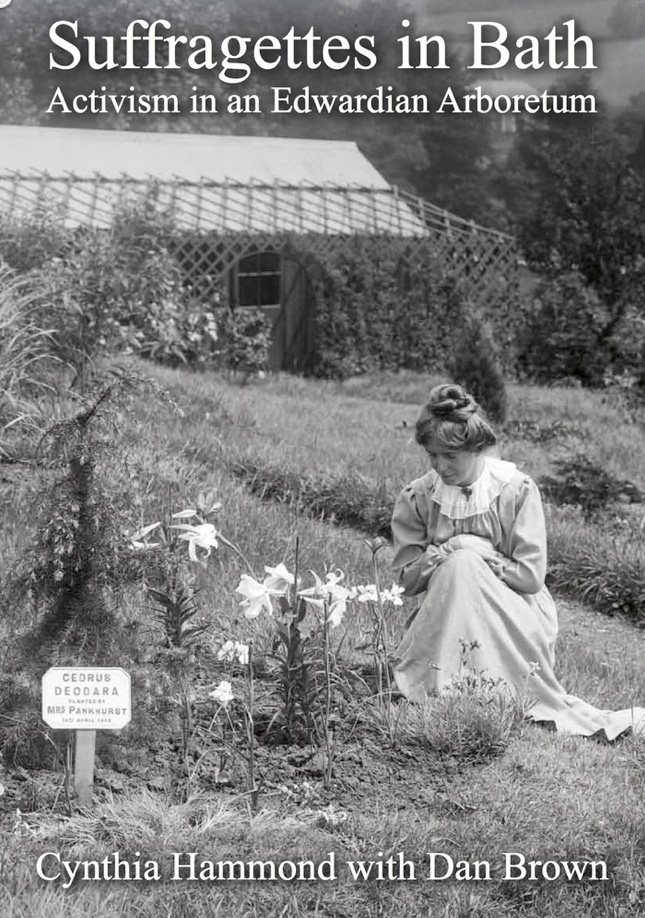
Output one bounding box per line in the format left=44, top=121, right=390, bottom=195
left=1, top=363, right=644, bottom=918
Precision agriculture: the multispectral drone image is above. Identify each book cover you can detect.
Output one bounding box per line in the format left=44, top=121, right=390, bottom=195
left=0, top=2, right=644, bottom=918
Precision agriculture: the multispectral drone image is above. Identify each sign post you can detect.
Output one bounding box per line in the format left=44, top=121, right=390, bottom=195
left=74, top=730, right=97, bottom=805
left=41, top=667, right=131, bottom=806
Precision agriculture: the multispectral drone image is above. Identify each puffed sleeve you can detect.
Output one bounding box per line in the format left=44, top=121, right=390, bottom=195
left=391, top=482, right=447, bottom=595
left=498, top=477, right=547, bottom=595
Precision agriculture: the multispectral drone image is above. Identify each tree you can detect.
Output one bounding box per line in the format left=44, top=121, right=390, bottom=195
left=518, top=134, right=645, bottom=340
left=498, top=75, right=645, bottom=381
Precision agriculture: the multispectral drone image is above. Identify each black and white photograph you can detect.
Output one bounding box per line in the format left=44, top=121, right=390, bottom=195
left=0, top=1, right=644, bottom=916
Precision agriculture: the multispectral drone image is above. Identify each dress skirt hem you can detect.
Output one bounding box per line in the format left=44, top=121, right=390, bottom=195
left=392, top=550, right=645, bottom=741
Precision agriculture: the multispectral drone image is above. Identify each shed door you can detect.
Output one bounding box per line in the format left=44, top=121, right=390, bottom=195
left=271, top=257, right=313, bottom=372
left=231, top=251, right=313, bottom=372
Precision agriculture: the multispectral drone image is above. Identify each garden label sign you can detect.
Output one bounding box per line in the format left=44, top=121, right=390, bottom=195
left=41, top=667, right=131, bottom=805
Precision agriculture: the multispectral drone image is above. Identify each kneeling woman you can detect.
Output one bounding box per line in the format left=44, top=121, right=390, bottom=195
left=391, top=383, right=644, bottom=739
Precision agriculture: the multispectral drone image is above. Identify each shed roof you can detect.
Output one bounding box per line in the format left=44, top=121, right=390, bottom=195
left=0, top=124, right=435, bottom=235
left=0, top=125, right=510, bottom=243
left=0, top=126, right=390, bottom=187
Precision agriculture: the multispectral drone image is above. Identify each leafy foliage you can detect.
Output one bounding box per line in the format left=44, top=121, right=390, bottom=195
left=269, top=591, right=322, bottom=744
left=518, top=272, right=614, bottom=386
left=149, top=585, right=210, bottom=651
left=304, top=239, right=524, bottom=380
left=0, top=209, right=68, bottom=272
left=502, top=101, right=645, bottom=384
left=219, top=308, right=271, bottom=377
left=450, top=314, right=508, bottom=424
left=539, top=455, right=644, bottom=518
left=0, top=205, right=226, bottom=382
left=30, top=205, right=199, bottom=382
left=519, top=137, right=645, bottom=330
left=13, top=383, right=139, bottom=662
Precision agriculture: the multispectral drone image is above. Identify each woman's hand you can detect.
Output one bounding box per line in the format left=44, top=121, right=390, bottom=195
left=485, top=557, right=506, bottom=580
left=447, top=534, right=502, bottom=561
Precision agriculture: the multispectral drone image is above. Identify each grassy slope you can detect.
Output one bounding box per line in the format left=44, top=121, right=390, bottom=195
left=1, top=363, right=645, bottom=918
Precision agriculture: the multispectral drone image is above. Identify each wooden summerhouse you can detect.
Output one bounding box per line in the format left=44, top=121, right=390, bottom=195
left=0, top=125, right=518, bottom=371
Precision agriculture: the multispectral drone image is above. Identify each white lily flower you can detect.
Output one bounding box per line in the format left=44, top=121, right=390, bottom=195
left=325, top=569, right=345, bottom=588
left=298, top=571, right=326, bottom=610
left=298, top=570, right=351, bottom=627
left=217, top=640, right=250, bottom=665
left=356, top=584, right=379, bottom=603
left=235, top=575, right=274, bottom=619
left=327, top=600, right=345, bottom=629
left=126, top=521, right=162, bottom=550
left=172, top=509, right=198, bottom=519
left=234, top=642, right=250, bottom=665
left=171, top=522, right=219, bottom=562
left=327, top=582, right=352, bottom=628
left=263, top=563, right=295, bottom=594
left=196, top=491, right=222, bottom=515
left=381, top=584, right=405, bottom=606
left=217, top=639, right=236, bottom=661
left=209, top=680, right=234, bottom=706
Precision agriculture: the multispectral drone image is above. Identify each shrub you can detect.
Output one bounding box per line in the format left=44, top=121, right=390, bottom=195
left=539, top=455, right=644, bottom=518
left=121, top=298, right=221, bottom=368
left=31, top=209, right=189, bottom=384
left=450, top=312, right=508, bottom=424
left=307, top=239, right=526, bottom=381
left=309, top=242, right=400, bottom=379
left=518, top=272, right=612, bottom=386
left=219, top=308, right=271, bottom=377
left=0, top=207, right=68, bottom=272
left=3, top=204, right=224, bottom=383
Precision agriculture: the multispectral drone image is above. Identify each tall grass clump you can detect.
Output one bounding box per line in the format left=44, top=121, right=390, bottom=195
left=229, top=459, right=395, bottom=539
left=546, top=505, right=645, bottom=624
left=395, top=643, right=530, bottom=763
left=0, top=269, right=55, bottom=454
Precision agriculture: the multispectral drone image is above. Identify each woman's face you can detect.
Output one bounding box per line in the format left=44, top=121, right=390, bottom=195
left=424, top=439, right=482, bottom=486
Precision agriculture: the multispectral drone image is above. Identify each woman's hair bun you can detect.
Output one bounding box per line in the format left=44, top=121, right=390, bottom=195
left=415, top=383, right=496, bottom=452
left=428, top=385, right=478, bottom=420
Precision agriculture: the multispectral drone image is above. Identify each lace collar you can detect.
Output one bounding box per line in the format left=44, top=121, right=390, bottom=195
left=430, top=457, right=518, bottom=519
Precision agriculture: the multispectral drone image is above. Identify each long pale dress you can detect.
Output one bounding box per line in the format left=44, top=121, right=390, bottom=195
left=391, top=456, right=645, bottom=740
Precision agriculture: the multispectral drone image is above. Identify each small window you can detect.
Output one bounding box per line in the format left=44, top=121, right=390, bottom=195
left=236, top=251, right=281, bottom=307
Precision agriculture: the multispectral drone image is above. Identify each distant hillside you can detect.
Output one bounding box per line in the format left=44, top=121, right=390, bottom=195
left=410, top=0, right=612, bottom=36
left=353, top=0, right=642, bottom=109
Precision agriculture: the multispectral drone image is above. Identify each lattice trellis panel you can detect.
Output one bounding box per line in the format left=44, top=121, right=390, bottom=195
left=0, top=171, right=519, bottom=313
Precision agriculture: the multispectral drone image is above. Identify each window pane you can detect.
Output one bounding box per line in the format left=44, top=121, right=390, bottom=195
left=238, top=275, right=259, bottom=306
left=261, top=274, right=281, bottom=305
left=238, top=252, right=261, bottom=274
left=259, top=251, right=281, bottom=272
left=236, top=251, right=281, bottom=306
